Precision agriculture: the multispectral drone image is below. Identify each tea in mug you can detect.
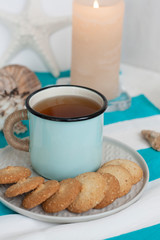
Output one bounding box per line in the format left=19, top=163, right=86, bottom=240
left=33, top=95, right=101, bottom=118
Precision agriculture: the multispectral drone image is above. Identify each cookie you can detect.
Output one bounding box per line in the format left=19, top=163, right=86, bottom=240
left=42, top=178, right=81, bottom=213
left=94, top=173, right=120, bottom=209
left=68, top=172, right=106, bottom=213
left=103, top=159, right=143, bottom=184
left=0, top=166, right=31, bottom=184
left=98, top=165, right=132, bottom=197
left=5, top=176, right=44, bottom=197
left=22, top=180, right=60, bottom=209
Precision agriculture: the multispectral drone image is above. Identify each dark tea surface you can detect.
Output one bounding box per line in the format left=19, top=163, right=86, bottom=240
left=33, top=95, right=101, bottom=118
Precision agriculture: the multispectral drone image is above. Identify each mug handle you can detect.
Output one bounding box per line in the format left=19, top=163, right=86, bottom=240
left=3, top=109, right=29, bottom=152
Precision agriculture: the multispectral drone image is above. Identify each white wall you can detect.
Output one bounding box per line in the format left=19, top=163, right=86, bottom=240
left=122, top=0, right=160, bottom=73
left=0, top=0, right=159, bottom=73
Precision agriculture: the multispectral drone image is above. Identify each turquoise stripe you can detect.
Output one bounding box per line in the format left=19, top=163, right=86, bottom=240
left=0, top=203, right=15, bottom=216
left=0, top=132, right=7, bottom=148
left=104, top=95, right=160, bottom=125
left=105, top=224, right=160, bottom=240
left=35, top=70, right=70, bottom=88
left=138, top=148, right=160, bottom=182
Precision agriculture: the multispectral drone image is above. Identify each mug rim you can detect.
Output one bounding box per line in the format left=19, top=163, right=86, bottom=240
left=25, top=85, right=108, bottom=122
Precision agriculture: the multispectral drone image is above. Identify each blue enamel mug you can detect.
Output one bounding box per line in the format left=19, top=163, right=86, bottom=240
left=4, top=85, right=107, bottom=181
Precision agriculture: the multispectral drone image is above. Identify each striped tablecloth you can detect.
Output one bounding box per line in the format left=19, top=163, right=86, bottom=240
left=0, top=68, right=160, bottom=240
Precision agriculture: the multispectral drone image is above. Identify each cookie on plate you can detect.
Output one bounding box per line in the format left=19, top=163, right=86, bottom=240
left=94, top=173, right=120, bottom=209
left=102, top=159, right=143, bottom=184
left=68, top=172, right=106, bottom=213
left=42, top=178, right=81, bottom=213
left=22, top=180, right=60, bottom=209
left=0, top=166, right=31, bottom=184
left=98, top=165, right=132, bottom=197
left=5, top=176, right=44, bottom=197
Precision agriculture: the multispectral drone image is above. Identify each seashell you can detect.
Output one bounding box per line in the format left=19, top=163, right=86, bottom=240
left=0, top=94, right=27, bottom=134
left=141, top=130, right=160, bottom=151
left=0, top=64, right=41, bottom=133
left=0, top=64, right=41, bottom=98
left=0, top=72, right=17, bottom=95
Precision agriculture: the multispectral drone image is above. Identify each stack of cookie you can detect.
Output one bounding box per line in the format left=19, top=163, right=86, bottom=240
left=0, top=159, right=143, bottom=214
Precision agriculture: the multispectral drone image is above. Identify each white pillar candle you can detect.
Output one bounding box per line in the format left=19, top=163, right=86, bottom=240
left=71, top=0, right=124, bottom=100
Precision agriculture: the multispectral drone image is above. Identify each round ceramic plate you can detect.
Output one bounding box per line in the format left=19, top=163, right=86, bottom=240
left=0, top=136, right=149, bottom=223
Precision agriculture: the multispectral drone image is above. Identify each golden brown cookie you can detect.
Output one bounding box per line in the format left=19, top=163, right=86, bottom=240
left=22, top=180, right=60, bottom=209
left=68, top=172, right=106, bottom=213
left=102, top=159, right=143, bottom=184
left=5, top=176, right=44, bottom=197
left=94, top=173, right=120, bottom=209
left=0, top=166, right=31, bottom=184
left=42, top=178, right=81, bottom=213
left=98, top=165, right=132, bottom=197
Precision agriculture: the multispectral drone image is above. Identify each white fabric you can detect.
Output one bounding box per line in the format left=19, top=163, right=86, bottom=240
left=1, top=179, right=160, bottom=240
left=1, top=114, right=160, bottom=240
left=1, top=65, right=160, bottom=239
left=104, top=115, right=160, bottom=150
left=121, top=64, right=160, bottom=109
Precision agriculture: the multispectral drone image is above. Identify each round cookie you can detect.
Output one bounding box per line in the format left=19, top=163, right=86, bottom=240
left=42, top=178, right=81, bottom=213
left=68, top=172, right=106, bottom=213
left=22, top=180, right=60, bottom=209
left=0, top=166, right=31, bottom=184
left=5, top=176, right=44, bottom=197
left=98, top=165, right=132, bottom=197
left=102, top=159, right=143, bottom=184
left=94, top=173, right=120, bottom=209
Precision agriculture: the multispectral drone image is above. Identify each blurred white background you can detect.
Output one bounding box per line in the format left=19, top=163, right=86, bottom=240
left=0, top=0, right=159, bottom=73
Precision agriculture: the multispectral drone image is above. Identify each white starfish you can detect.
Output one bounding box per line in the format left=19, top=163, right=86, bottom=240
left=0, top=0, right=71, bottom=77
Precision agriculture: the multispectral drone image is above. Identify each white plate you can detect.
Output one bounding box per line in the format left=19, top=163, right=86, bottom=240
left=0, top=136, right=149, bottom=223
